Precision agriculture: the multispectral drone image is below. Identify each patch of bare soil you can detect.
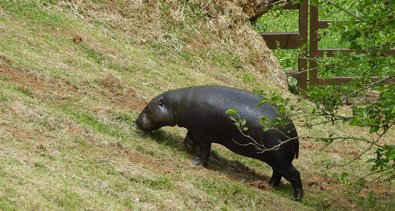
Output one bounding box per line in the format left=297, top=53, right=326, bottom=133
left=305, top=173, right=394, bottom=210
left=249, top=180, right=269, bottom=190
left=107, top=142, right=174, bottom=174
left=2, top=124, right=36, bottom=140
left=359, top=182, right=394, bottom=198
left=0, top=65, right=146, bottom=111
left=301, top=137, right=360, bottom=160
left=0, top=64, right=77, bottom=100
left=300, top=139, right=318, bottom=150
left=96, top=73, right=146, bottom=110
left=305, top=175, right=357, bottom=210
left=306, top=175, right=336, bottom=192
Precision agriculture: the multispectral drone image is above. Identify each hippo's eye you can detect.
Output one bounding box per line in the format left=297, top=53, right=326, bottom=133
left=159, top=98, right=164, bottom=107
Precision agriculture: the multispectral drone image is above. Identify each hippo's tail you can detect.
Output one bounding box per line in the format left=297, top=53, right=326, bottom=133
left=290, top=126, right=299, bottom=159
left=295, top=137, right=299, bottom=159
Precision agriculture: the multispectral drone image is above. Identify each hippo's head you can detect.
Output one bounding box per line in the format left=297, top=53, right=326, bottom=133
left=136, top=94, right=176, bottom=132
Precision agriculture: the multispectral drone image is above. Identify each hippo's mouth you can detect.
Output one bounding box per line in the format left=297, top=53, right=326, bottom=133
left=136, top=118, right=150, bottom=132
left=135, top=115, right=158, bottom=132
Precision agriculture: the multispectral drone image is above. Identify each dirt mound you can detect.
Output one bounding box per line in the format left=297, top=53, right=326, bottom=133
left=51, top=0, right=288, bottom=90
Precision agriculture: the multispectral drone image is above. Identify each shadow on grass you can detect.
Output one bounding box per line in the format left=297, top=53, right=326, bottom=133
left=142, top=129, right=293, bottom=194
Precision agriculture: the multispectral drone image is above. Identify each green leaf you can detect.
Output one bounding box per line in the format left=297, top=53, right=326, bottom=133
left=229, top=116, right=236, bottom=122
left=233, top=122, right=239, bottom=128
left=369, top=125, right=380, bottom=133
left=388, top=151, right=395, bottom=160
left=257, top=99, right=267, bottom=106
left=225, top=108, right=238, bottom=115
left=241, top=119, right=246, bottom=127
left=387, top=146, right=395, bottom=160
left=287, top=76, right=298, bottom=87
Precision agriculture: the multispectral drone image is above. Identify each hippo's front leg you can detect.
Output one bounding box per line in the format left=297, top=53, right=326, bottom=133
left=189, top=133, right=211, bottom=167
left=193, top=142, right=211, bottom=167
left=183, top=130, right=197, bottom=152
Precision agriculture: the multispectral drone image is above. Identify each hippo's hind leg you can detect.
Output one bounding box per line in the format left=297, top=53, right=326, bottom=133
left=183, top=130, right=197, bottom=152
left=275, top=165, right=303, bottom=200
left=268, top=170, right=282, bottom=187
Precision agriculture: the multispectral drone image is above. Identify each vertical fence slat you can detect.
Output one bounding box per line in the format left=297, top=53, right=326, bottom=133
left=297, top=0, right=309, bottom=90
left=309, top=4, right=319, bottom=85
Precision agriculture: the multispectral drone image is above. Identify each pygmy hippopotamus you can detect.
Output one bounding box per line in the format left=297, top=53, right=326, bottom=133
left=136, top=85, right=303, bottom=200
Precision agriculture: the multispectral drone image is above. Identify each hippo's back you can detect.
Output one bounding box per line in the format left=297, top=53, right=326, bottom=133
left=187, top=86, right=278, bottom=121
left=170, top=86, right=280, bottom=135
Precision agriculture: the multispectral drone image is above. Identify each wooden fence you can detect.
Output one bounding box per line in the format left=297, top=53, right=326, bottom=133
left=261, top=0, right=395, bottom=89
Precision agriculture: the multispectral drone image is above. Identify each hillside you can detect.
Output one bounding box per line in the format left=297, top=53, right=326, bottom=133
left=0, top=1, right=394, bottom=210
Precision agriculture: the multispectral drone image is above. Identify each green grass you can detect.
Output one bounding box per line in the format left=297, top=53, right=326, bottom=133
left=56, top=190, right=81, bottom=211
left=256, top=9, right=299, bottom=32
left=0, top=92, right=8, bottom=102
left=256, top=9, right=300, bottom=71
left=129, top=175, right=173, bottom=191
left=0, top=1, right=72, bottom=29
left=62, top=107, right=120, bottom=137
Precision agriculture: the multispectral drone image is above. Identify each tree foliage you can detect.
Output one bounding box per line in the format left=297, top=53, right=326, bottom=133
left=239, top=0, right=395, bottom=185
left=306, top=0, right=395, bottom=182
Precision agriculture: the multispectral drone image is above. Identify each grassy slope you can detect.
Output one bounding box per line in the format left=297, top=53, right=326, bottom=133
left=0, top=1, right=393, bottom=210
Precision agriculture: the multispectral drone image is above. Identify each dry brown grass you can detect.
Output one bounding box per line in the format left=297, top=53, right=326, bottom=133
left=47, top=0, right=288, bottom=90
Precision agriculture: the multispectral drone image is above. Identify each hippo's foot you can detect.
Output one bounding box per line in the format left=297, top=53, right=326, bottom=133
left=268, top=178, right=281, bottom=187
left=276, top=166, right=303, bottom=201
left=193, top=158, right=208, bottom=167
left=293, top=189, right=303, bottom=201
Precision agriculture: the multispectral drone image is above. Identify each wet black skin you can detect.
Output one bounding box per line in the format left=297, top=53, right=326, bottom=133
left=136, top=85, right=303, bottom=200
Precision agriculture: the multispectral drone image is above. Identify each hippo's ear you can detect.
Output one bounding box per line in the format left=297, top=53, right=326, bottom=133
left=159, top=97, right=164, bottom=107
